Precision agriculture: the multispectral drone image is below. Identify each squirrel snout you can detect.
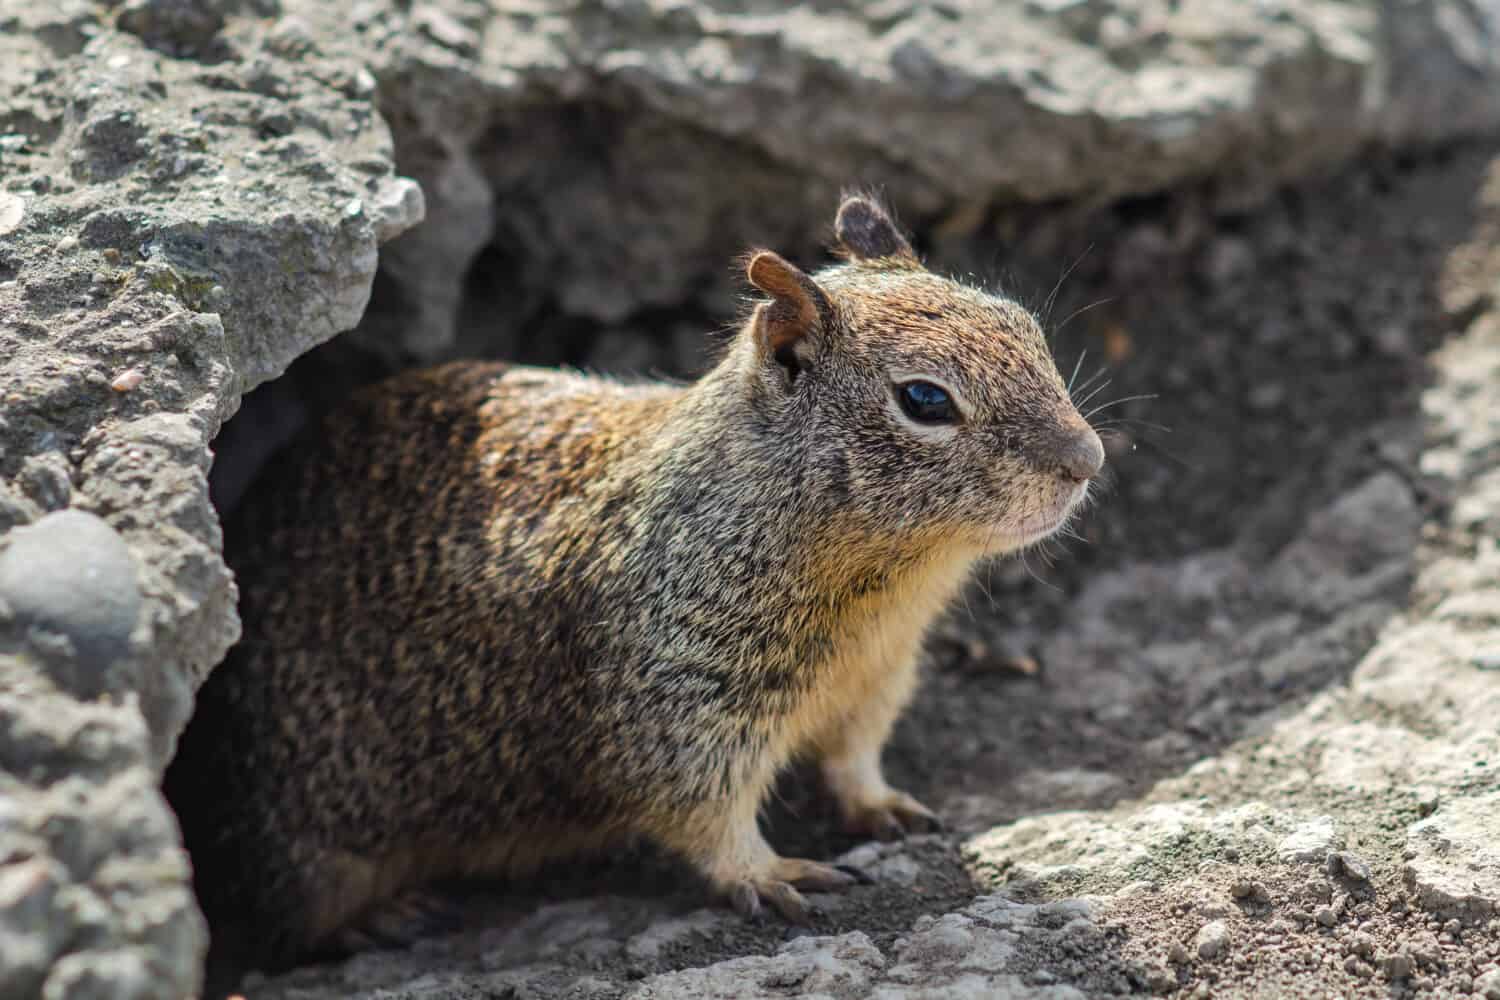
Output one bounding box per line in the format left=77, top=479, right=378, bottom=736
left=1055, top=420, right=1105, bottom=482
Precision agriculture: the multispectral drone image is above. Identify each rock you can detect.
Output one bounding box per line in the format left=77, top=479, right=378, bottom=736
left=275, top=0, right=1500, bottom=364
left=1379, top=952, right=1414, bottom=980
left=368, top=177, right=427, bottom=244
left=1476, top=967, right=1500, bottom=1000
left=0, top=193, right=24, bottom=235
left=966, top=801, right=1337, bottom=894
left=625, top=932, right=885, bottom=999
left=0, top=6, right=420, bottom=998
left=1404, top=791, right=1500, bottom=919
left=1195, top=920, right=1229, bottom=960
left=1262, top=471, right=1420, bottom=616
left=0, top=858, right=64, bottom=996
left=1230, top=879, right=1271, bottom=904
left=0, top=511, right=142, bottom=693
left=116, top=0, right=230, bottom=55
left=1276, top=816, right=1343, bottom=865
left=1325, top=851, right=1372, bottom=884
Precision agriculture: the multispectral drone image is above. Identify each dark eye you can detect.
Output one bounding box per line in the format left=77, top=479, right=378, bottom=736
left=897, top=381, right=957, bottom=423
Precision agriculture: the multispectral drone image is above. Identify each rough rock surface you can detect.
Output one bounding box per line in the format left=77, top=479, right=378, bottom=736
left=0, top=4, right=421, bottom=997
left=4, top=1, right=1500, bottom=999
left=282, top=0, right=1500, bottom=367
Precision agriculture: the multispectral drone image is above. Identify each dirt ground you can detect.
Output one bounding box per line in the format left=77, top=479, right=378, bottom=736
left=236, top=141, right=1500, bottom=999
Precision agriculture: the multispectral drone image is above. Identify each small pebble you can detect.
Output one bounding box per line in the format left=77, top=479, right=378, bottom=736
left=1325, top=851, right=1371, bottom=883
left=1143, top=962, right=1176, bottom=992
left=1379, top=953, right=1413, bottom=980
left=110, top=369, right=145, bottom=392
left=0, top=191, right=23, bottom=235
left=1315, top=906, right=1338, bottom=928
left=1230, top=879, right=1271, bottom=904
left=1347, top=931, right=1376, bottom=959
left=1195, top=920, right=1229, bottom=960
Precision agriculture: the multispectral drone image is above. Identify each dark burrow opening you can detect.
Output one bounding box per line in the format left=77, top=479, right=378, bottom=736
left=193, top=140, right=1489, bottom=985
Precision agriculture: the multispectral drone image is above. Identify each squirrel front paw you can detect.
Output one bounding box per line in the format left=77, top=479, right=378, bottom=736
left=721, top=857, right=868, bottom=924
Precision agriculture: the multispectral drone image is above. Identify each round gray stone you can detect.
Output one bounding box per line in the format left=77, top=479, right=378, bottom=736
left=0, top=510, right=141, bottom=692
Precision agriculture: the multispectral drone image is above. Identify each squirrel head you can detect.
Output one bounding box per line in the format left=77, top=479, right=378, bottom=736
left=735, top=195, right=1103, bottom=556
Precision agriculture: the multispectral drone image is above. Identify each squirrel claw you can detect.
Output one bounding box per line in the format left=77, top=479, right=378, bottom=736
left=728, top=881, right=763, bottom=921
left=845, top=792, right=943, bottom=841
left=835, top=863, right=876, bottom=885
left=762, top=880, right=812, bottom=925
left=724, top=857, right=858, bottom=926
left=725, top=878, right=811, bottom=925
left=774, top=857, right=858, bottom=892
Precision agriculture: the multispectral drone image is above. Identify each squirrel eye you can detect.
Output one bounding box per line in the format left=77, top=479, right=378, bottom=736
left=897, top=381, right=957, bottom=423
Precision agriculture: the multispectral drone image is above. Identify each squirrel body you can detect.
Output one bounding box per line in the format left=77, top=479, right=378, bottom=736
left=165, top=198, right=1104, bottom=975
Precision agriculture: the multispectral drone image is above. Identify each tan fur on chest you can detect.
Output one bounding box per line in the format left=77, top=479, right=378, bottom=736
left=774, top=537, right=977, bottom=765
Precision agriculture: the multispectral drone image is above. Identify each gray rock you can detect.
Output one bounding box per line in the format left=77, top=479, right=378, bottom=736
left=1325, top=851, right=1372, bottom=884
left=0, top=5, right=420, bottom=997
left=1404, top=791, right=1500, bottom=920
left=626, top=933, right=885, bottom=999
left=967, top=800, right=1340, bottom=894
left=1276, top=816, right=1343, bottom=866
left=264, top=0, right=1500, bottom=364
left=0, top=858, right=64, bottom=996
left=1195, top=920, right=1229, bottom=960
left=0, top=510, right=142, bottom=694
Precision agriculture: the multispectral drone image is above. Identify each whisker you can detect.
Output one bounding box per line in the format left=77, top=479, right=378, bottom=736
left=1043, top=244, right=1095, bottom=326
left=1133, top=435, right=1200, bottom=471
left=1092, top=416, right=1173, bottom=435
left=1066, top=349, right=1088, bottom=394
left=1070, top=365, right=1111, bottom=402
left=975, top=566, right=999, bottom=609
left=1018, top=546, right=1063, bottom=593
left=957, top=574, right=977, bottom=623
left=1083, top=393, right=1159, bottom=421
left=1073, top=378, right=1114, bottom=411
left=1055, top=296, right=1115, bottom=334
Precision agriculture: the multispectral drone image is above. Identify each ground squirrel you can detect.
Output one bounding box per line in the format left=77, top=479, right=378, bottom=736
left=165, top=196, right=1105, bottom=978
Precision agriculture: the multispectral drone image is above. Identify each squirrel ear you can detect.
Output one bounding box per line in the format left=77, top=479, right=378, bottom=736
left=745, top=250, right=832, bottom=370
left=834, top=196, right=917, bottom=264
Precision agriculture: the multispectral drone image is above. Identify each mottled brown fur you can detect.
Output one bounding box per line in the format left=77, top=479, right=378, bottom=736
left=165, top=197, right=1104, bottom=979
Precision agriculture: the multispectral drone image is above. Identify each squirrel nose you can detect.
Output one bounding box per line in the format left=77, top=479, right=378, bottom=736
left=1056, top=421, right=1105, bottom=482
